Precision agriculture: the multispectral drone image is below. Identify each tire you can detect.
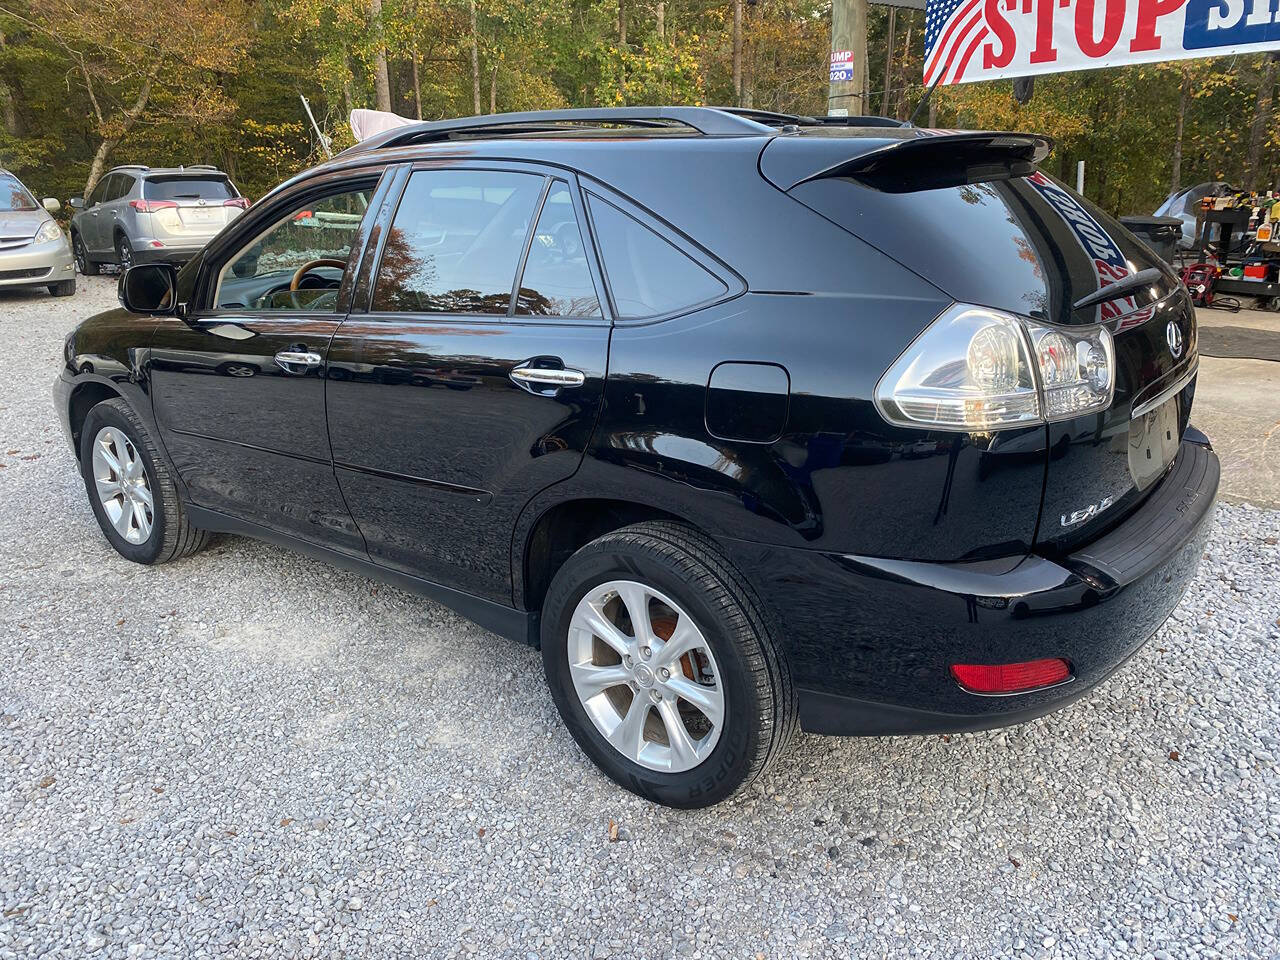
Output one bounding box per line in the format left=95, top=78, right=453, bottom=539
left=115, top=233, right=134, bottom=271
left=541, top=521, right=796, bottom=808
left=79, top=398, right=208, bottom=565
left=72, top=232, right=100, bottom=276
left=48, top=279, right=76, bottom=297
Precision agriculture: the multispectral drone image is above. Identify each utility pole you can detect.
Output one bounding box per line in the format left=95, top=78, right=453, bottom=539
left=880, top=6, right=896, bottom=117
left=828, top=0, right=867, bottom=117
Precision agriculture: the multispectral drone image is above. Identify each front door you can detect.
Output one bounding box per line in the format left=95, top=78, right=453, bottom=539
left=150, top=175, right=388, bottom=553
left=326, top=166, right=611, bottom=601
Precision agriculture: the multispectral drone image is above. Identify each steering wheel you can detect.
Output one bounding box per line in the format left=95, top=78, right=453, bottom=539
left=290, top=258, right=347, bottom=291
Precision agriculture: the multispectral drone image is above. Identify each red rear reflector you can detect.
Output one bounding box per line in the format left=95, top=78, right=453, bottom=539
left=951, top=658, right=1070, bottom=694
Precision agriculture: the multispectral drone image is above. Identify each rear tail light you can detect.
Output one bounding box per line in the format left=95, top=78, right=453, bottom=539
left=951, top=658, right=1071, bottom=694
left=129, top=199, right=178, bottom=213
left=875, top=303, right=1115, bottom=431
left=224, top=197, right=250, bottom=209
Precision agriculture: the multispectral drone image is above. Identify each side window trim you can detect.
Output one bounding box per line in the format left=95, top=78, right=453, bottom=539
left=578, top=181, right=744, bottom=326
left=506, top=176, right=553, bottom=318
left=194, top=166, right=393, bottom=316
left=357, top=161, right=610, bottom=325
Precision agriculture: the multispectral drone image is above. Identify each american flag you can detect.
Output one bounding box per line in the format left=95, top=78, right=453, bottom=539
left=924, top=0, right=990, bottom=87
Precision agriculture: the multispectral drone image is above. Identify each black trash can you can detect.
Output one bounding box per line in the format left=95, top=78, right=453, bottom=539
left=1119, top=215, right=1183, bottom=263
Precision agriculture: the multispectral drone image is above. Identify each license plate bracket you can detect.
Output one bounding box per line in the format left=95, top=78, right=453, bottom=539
left=1128, top=395, right=1180, bottom=491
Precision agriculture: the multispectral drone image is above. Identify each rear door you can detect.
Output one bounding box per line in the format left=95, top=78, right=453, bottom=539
left=326, top=163, right=610, bottom=602
left=101, top=173, right=135, bottom=254
left=149, top=168, right=393, bottom=552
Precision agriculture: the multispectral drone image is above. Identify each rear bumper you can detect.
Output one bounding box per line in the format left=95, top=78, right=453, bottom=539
left=130, top=243, right=206, bottom=265
left=722, top=434, right=1220, bottom=735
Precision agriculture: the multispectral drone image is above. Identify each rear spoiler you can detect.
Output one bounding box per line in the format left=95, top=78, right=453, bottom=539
left=760, top=131, right=1054, bottom=193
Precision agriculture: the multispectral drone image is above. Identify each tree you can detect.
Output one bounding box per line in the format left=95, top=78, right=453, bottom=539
left=1, top=0, right=252, bottom=198
left=1246, top=53, right=1278, bottom=191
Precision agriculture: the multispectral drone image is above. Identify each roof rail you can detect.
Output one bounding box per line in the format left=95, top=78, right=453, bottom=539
left=344, top=107, right=775, bottom=154
left=184, top=164, right=220, bottom=171
left=717, top=107, right=908, bottom=129
left=110, top=164, right=150, bottom=172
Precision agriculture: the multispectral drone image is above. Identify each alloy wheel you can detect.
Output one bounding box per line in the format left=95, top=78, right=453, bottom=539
left=91, top=426, right=154, bottom=544
left=73, top=235, right=87, bottom=273
left=567, top=579, right=725, bottom=773
left=117, top=238, right=133, bottom=270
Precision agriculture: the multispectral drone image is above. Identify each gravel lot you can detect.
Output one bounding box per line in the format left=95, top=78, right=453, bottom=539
left=2, top=275, right=1278, bottom=959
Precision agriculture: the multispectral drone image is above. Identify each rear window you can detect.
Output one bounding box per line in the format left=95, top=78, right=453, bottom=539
left=145, top=176, right=234, bottom=201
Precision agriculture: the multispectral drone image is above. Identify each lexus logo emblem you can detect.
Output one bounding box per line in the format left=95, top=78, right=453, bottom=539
left=1166, top=320, right=1184, bottom=359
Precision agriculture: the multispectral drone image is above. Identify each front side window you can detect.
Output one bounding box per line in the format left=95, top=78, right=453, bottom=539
left=0, top=174, right=37, bottom=212
left=372, top=169, right=544, bottom=314
left=214, top=187, right=371, bottom=312
left=90, top=176, right=113, bottom=207
left=515, top=181, right=601, bottom=318
left=586, top=194, right=727, bottom=320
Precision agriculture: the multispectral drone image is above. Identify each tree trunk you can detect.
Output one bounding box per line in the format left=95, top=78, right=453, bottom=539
left=656, top=2, right=664, bottom=40
left=341, top=52, right=355, bottom=115
left=732, top=0, right=743, bottom=105
left=83, top=77, right=153, bottom=200
left=370, top=0, right=392, bottom=112
left=470, top=0, right=482, bottom=114
left=411, top=46, right=423, bottom=120
left=0, top=29, right=16, bottom=137
left=895, top=25, right=912, bottom=119
left=1171, top=65, right=1190, bottom=195
left=489, top=63, right=498, bottom=114
left=1246, top=53, right=1278, bottom=192
left=618, top=0, right=626, bottom=46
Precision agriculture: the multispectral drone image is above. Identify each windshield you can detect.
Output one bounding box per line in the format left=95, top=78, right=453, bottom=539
left=145, top=176, right=234, bottom=201
left=0, top=174, right=38, bottom=212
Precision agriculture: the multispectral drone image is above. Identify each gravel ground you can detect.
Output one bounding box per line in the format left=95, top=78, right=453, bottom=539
left=2, top=275, right=1278, bottom=960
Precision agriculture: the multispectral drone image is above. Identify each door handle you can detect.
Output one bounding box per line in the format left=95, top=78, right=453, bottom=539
left=274, top=350, right=322, bottom=374
left=510, top=360, right=586, bottom=391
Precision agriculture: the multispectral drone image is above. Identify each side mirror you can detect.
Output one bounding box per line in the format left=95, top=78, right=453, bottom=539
left=68, top=197, right=84, bottom=210
left=42, top=197, right=61, bottom=214
left=119, top=263, right=179, bottom=316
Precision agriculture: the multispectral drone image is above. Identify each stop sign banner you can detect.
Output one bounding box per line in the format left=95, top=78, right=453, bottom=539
left=924, top=0, right=1280, bottom=85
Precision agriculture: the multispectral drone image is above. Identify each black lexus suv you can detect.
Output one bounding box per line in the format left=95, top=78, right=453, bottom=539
left=55, top=108, right=1218, bottom=807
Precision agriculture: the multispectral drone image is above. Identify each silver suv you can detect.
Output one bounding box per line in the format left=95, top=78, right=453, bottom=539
left=69, top=165, right=248, bottom=274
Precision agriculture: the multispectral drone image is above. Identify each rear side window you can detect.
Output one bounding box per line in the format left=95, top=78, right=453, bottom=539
left=372, top=169, right=544, bottom=314
left=146, top=176, right=233, bottom=201
left=586, top=194, right=726, bottom=319
left=110, top=174, right=136, bottom=200
left=515, top=181, right=601, bottom=318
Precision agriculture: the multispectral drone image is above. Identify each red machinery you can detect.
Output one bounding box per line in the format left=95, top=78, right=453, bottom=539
left=1180, top=262, right=1221, bottom=307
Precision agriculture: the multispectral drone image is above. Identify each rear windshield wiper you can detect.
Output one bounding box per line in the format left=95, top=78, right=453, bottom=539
left=1073, top=267, right=1164, bottom=311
